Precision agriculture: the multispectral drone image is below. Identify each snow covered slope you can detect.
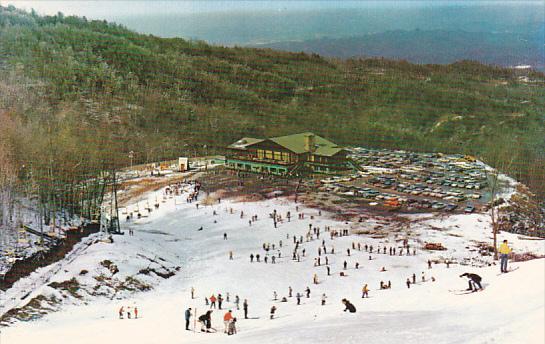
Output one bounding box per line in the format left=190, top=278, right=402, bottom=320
left=1, top=185, right=543, bottom=344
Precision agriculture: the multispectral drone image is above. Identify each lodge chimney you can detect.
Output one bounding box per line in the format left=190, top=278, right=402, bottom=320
left=304, top=133, right=315, bottom=153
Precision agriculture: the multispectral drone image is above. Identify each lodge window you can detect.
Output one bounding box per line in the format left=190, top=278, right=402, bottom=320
left=265, top=150, right=273, bottom=159
left=257, top=149, right=265, bottom=159
left=274, top=151, right=282, bottom=161
left=309, top=155, right=315, bottom=162
left=281, top=152, right=290, bottom=162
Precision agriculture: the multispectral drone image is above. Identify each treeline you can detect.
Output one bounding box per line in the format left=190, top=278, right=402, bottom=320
left=0, top=5, right=544, bottom=216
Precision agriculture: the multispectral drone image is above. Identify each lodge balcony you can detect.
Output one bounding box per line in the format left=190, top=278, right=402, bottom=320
left=229, top=154, right=296, bottom=166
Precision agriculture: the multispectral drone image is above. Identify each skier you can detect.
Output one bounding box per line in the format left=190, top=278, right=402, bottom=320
left=224, top=233, right=227, bottom=240
left=243, top=299, right=248, bottom=319
left=460, top=273, right=483, bottom=292
left=250, top=254, right=254, bottom=262
left=342, top=299, right=356, bottom=313
left=228, top=317, right=237, bottom=335
left=223, top=310, right=233, bottom=333
left=256, top=254, right=260, bottom=262
left=406, top=278, right=411, bottom=289
left=198, top=310, right=213, bottom=332
left=218, top=294, right=224, bottom=309
left=185, top=307, right=192, bottom=330
left=412, top=273, right=416, bottom=284
left=289, top=286, right=293, bottom=297
left=343, top=261, right=347, bottom=270
left=134, top=306, right=138, bottom=319
left=273, top=291, right=278, bottom=301
left=191, top=286, right=195, bottom=299
left=499, top=240, right=512, bottom=273
left=229, top=294, right=237, bottom=310
left=362, top=284, right=369, bottom=298
left=270, top=306, right=277, bottom=319
left=321, top=293, right=327, bottom=306
left=210, top=294, right=217, bottom=309
left=428, top=259, right=432, bottom=269
left=296, top=293, right=302, bottom=305
left=305, top=286, right=311, bottom=298
left=313, top=273, right=318, bottom=284
left=229, top=251, right=233, bottom=260
left=119, top=306, right=124, bottom=319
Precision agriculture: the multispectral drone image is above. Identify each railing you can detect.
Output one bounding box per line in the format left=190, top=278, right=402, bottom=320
left=229, top=156, right=294, bottom=166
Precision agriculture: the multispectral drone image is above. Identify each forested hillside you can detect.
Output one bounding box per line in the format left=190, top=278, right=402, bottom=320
left=1, top=6, right=544, bottom=203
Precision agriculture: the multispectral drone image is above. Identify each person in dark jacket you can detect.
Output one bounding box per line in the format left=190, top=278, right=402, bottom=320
left=198, top=310, right=213, bottom=332
left=243, top=299, right=248, bottom=319
left=185, top=308, right=192, bottom=330
left=460, top=273, right=483, bottom=291
left=342, top=299, right=356, bottom=313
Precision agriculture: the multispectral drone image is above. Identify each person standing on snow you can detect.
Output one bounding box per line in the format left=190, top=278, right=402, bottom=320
left=321, top=293, right=327, bottom=306
left=210, top=294, right=217, bottom=309
left=362, top=284, right=369, bottom=298
left=296, top=293, right=302, bottom=305
left=223, top=310, right=233, bottom=333
left=235, top=295, right=240, bottom=310
left=185, top=308, right=192, bottom=330
left=270, top=306, right=277, bottom=319
left=119, top=306, right=124, bottom=319
left=406, top=278, right=411, bottom=289
left=499, top=240, right=512, bottom=273
left=243, top=299, right=248, bottom=319
left=218, top=294, right=224, bottom=309
left=305, top=287, right=311, bottom=298
left=228, top=317, right=237, bottom=335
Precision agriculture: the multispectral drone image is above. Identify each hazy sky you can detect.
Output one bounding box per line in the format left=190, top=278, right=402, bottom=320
left=4, top=1, right=542, bottom=19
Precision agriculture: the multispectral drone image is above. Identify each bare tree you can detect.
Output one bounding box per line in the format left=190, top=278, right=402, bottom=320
left=482, top=136, right=519, bottom=260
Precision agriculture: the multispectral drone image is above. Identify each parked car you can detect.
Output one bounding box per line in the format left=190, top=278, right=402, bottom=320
left=446, top=204, right=458, bottom=212
left=464, top=204, right=475, bottom=213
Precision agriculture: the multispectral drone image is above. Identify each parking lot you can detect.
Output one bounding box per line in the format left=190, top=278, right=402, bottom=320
left=320, top=147, right=494, bottom=213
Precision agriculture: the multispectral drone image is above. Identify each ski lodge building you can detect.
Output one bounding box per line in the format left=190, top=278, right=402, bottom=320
left=226, top=132, right=353, bottom=176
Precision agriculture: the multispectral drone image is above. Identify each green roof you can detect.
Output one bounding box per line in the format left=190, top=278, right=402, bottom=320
left=270, top=132, right=344, bottom=157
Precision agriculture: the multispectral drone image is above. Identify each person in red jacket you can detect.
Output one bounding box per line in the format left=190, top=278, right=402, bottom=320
left=210, top=295, right=217, bottom=309
left=223, top=310, right=233, bottom=333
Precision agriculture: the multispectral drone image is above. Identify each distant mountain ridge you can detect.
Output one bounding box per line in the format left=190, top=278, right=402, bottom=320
left=256, top=29, right=545, bottom=70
